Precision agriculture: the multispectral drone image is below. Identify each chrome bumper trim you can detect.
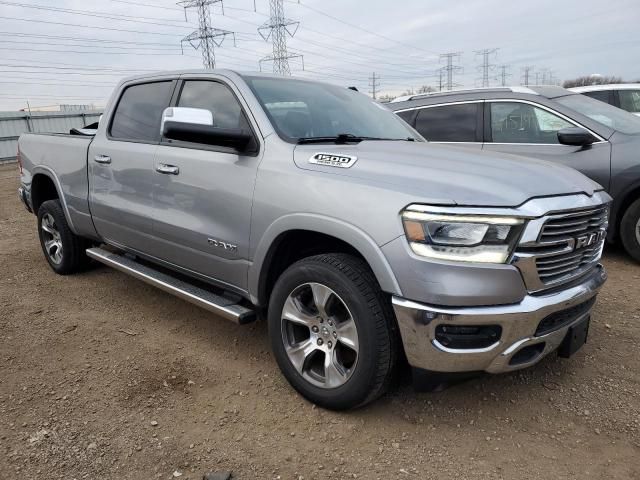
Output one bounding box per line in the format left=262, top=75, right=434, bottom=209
left=392, top=264, right=607, bottom=374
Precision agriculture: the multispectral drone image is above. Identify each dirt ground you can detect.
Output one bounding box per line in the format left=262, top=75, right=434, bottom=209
left=1, top=162, right=639, bottom=480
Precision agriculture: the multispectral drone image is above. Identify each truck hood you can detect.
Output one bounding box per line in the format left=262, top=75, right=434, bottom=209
left=293, top=141, right=602, bottom=207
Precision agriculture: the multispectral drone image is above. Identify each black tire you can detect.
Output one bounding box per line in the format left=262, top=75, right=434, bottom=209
left=37, top=199, right=90, bottom=275
left=268, top=253, right=398, bottom=410
left=620, top=198, right=640, bottom=263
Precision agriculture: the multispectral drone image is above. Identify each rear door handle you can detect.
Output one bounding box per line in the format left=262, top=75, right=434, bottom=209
left=156, top=164, right=180, bottom=175
left=94, top=154, right=111, bottom=164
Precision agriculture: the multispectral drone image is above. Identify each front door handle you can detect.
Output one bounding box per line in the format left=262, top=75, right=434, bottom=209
left=94, top=154, right=111, bottom=164
left=156, top=164, right=180, bottom=175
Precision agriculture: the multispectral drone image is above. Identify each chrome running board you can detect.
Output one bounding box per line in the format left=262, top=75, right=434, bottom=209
left=86, top=247, right=255, bottom=324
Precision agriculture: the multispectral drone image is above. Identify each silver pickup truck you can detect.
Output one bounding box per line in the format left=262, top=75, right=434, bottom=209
left=17, top=70, right=611, bottom=409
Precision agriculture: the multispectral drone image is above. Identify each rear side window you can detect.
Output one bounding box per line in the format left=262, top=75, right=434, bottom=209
left=396, top=109, right=416, bottom=125
left=582, top=90, right=612, bottom=105
left=110, top=81, right=174, bottom=142
left=618, top=90, right=640, bottom=114
left=414, top=104, right=479, bottom=142
left=177, top=80, right=251, bottom=130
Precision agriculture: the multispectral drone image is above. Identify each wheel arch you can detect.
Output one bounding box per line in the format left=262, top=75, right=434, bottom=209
left=30, top=167, right=77, bottom=234
left=249, top=214, right=402, bottom=306
left=611, top=181, right=640, bottom=241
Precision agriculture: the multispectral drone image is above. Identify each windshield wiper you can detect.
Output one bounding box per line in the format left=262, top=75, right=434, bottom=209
left=297, top=133, right=416, bottom=144
left=297, top=133, right=365, bottom=144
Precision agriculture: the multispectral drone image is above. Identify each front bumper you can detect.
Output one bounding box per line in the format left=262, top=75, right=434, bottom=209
left=392, top=265, right=607, bottom=374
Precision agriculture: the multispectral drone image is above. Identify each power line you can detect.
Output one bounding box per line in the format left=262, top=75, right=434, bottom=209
left=439, top=52, right=463, bottom=90
left=178, top=0, right=236, bottom=69
left=258, top=0, right=302, bottom=75
left=369, top=72, right=380, bottom=99
left=475, top=48, right=498, bottom=87
left=0, top=1, right=196, bottom=29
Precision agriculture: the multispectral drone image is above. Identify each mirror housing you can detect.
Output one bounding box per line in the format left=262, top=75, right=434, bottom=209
left=557, top=127, right=597, bottom=147
left=161, top=107, right=252, bottom=151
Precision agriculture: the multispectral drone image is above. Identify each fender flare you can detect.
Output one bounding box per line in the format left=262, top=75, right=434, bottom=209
left=248, top=213, right=403, bottom=304
left=30, top=165, right=78, bottom=234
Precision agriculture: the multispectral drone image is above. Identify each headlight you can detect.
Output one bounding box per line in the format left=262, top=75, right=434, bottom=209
left=401, top=210, right=525, bottom=263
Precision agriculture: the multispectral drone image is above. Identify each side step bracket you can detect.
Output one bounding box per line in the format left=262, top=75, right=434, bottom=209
left=86, top=247, right=255, bottom=324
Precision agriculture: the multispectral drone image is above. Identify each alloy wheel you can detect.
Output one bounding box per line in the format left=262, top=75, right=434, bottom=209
left=281, top=282, right=359, bottom=389
left=41, top=213, right=63, bottom=265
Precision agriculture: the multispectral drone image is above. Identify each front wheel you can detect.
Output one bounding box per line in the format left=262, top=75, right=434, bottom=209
left=620, top=198, right=640, bottom=263
left=267, top=253, right=398, bottom=410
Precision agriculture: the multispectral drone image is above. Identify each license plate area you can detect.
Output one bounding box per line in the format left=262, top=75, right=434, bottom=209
left=558, top=315, right=590, bottom=358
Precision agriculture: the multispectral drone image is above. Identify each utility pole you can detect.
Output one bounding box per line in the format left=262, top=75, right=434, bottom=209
left=439, top=52, right=463, bottom=90
left=475, top=48, right=498, bottom=87
left=178, top=0, right=235, bottom=69
left=258, top=0, right=303, bottom=75
left=521, top=66, right=535, bottom=86
left=368, top=72, right=380, bottom=99
left=499, top=64, right=511, bottom=86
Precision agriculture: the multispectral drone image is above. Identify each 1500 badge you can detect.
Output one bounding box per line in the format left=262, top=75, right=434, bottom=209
left=309, top=153, right=357, bottom=169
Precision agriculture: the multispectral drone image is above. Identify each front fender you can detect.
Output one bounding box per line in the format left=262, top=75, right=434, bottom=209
left=247, top=213, right=403, bottom=304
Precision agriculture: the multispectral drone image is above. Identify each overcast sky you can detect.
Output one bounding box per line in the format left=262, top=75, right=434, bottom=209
left=0, top=0, right=638, bottom=110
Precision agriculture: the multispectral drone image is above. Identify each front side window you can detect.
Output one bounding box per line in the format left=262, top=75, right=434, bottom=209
left=490, top=102, right=572, bottom=144
left=618, top=90, right=640, bottom=114
left=177, top=80, right=251, bottom=131
left=110, top=81, right=173, bottom=142
left=414, top=104, right=479, bottom=142
left=244, top=76, right=420, bottom=142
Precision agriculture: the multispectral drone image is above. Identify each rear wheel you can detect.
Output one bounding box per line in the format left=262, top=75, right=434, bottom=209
left=37, top=199, right=90, bottom=274
left=268, top=253, right=398, bottom=410
left=620, top=198, right=640, bottom=263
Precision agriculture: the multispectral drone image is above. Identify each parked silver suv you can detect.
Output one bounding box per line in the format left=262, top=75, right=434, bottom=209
left=389, top=86, right=640, bottom=261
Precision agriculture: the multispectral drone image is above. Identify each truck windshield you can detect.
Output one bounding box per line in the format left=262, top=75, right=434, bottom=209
left=244, top=76, right=422, bottom=143
left=556, top=94, right=640, bottom=135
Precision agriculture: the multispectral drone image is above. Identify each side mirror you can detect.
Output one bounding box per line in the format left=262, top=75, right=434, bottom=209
left=161, top=107, right=252, bottom=151
left=557, top=127, right=597, bottom=147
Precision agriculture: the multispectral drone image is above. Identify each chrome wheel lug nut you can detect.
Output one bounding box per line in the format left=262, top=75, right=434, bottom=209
left=317, top=338, right=323, bottom=346
left=311, top=326, right=319, bottom=333
left=332, top=331, right=337, bottom=339
left=327, top=341, right=333, bottom=349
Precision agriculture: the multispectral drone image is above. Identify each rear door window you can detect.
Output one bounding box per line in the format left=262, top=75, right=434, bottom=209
left=414, top=103, right=479, bottom=142
left=489, top=102, right=572, bottom=144
left=110, top=81, right=174, bottom=142
left=618, top=90, right=640, bottom=114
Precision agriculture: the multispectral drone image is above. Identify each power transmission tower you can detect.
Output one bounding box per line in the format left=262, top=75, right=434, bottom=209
left=439, top=52, right=463, bottom=90
left=178, top=0, right=236, bottom=69
left=521, top=66, right=535, bottom=86
left=258, top=0, right=303, bottom=75
left=499, top=64, right=511, bottom=86
left=475, top=48, right=498, bottom=87
left=437, top=68, right=445, bottom=91
left=369, top=72, right=380, bottom=99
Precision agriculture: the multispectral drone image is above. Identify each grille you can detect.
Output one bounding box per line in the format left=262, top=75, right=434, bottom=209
left=534, top=206, right=608, bottom=285
left=538, top=206, right=609, bottom=242
left=535, top=297, right=596, bottom=336
left=515, top=205, right=609, bottom=290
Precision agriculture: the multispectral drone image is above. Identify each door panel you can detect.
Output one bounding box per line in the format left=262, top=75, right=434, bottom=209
left=149, top=79, right=260, bottom=289
left=89, top=80, right=175, bottom=251
left=483, top=101, right=611, bottom=190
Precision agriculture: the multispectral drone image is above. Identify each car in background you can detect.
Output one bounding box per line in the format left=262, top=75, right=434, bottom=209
left=388, top=86, right=640, bottom=261
left=569, top=84, right=640, bottom=116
